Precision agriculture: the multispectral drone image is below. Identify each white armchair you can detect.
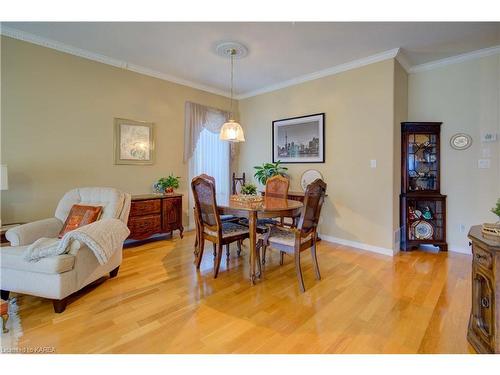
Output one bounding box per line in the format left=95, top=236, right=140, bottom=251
left=0, top=187, right=131, bottom=313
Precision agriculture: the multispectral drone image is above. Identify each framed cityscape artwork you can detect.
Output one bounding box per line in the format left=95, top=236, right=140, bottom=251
left=272, top=113, right=325, bottom=163
left=114, top=118, right=155, bottom=165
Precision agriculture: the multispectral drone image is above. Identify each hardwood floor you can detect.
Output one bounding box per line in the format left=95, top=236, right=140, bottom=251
left=2, top=232, right=475, bottom=353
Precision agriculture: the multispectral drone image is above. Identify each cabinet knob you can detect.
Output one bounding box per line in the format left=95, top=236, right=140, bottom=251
left=481, top=297, right=490, bottom=309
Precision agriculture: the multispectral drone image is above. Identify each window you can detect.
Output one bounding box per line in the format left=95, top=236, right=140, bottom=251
left=188, top=110, right=230, bottom=228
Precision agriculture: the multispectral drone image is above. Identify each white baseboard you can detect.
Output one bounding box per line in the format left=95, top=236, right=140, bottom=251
left=448, top=246, right=471, bottom=255
left=319, top=234, right=395, bottom=257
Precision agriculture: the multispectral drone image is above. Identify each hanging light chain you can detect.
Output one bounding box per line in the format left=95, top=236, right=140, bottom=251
left=229, top=48, right=235, bottom=119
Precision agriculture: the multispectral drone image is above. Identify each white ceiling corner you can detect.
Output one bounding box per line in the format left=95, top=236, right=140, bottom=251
left=395, top=49, right=412, bottom=72
left=408, top=44, right=500, bottom=73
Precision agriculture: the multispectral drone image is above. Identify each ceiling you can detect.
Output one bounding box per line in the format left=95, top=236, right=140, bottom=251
left=3, top=22, right=500, bottom=97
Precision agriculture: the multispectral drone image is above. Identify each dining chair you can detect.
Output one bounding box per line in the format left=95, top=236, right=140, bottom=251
left=240, top=174, right=290, bottom=264
left=265, top=174, right=290, bottom=199
left=193, top=174, right=243, bottom=259
left=259, top=178, right=327, bottom=292
left=232, top=172, right=246, bottom=195
left=191, top=175, right=250, bottom=278
left=261, top=174, right=290, bottom=262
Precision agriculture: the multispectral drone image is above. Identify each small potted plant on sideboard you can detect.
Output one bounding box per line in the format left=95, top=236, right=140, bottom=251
left=154, top=174, right=180, bottom=194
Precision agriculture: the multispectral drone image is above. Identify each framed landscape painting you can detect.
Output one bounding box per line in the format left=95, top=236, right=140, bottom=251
left=272, top=113, right=325, bottom=163
left=114, top=118, right=155, bottom=165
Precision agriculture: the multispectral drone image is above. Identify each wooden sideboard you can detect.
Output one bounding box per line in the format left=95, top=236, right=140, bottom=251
left=127, top=194, right=184, bottom=242
left=261, top=190, right=307, bottom=202
left=467, top=225, right=500, bottom=353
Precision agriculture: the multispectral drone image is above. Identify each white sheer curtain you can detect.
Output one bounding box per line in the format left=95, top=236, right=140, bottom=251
left=187, top=104, right=231, bottom=229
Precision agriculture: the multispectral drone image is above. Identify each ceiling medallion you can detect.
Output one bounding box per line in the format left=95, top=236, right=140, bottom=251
left=214, top=41, right=249, bottom=59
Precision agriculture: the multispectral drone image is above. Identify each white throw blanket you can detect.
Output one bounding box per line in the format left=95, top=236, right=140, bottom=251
left=24, top=218, right=130, bottom=265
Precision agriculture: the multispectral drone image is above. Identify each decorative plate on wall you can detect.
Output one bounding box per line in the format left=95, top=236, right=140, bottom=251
left=450, top=133, right=472, bottom=150
left=300, top=169, right=323, bottom=191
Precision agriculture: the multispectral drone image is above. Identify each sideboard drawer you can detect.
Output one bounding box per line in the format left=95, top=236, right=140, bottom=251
left=130, top=199, right=161, bottom=217
left=473, top=244, right=494, bottom=271
left=128, top=214, right=162, bottom=240
left=127, top=194, right=184, bottom=244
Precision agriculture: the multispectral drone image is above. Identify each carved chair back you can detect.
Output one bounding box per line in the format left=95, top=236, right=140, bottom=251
left=232, top=172, right=246, bottom=195
left=265, top=175, right=289, bottom=199
left=191, top=175, right=221, bottom=234
left=296, top=179, right=327, bottom=236
left=199, top=173, right=215, bottom=184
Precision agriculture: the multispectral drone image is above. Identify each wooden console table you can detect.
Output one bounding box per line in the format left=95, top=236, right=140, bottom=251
left=127, top=194, right=184, bottom=242
left=467, top=225, right=500, bottom=353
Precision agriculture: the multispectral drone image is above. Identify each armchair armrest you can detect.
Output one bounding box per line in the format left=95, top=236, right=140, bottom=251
left=5, top=217, right=63, bottom=246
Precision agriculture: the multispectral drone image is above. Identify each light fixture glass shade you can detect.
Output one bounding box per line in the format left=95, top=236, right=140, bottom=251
left=219, top=120, right=245, bottom=142
left=0, top=164, right=8, bottom=190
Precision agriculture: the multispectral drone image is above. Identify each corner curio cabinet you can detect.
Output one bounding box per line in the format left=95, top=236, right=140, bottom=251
left=400, top=122, right=447, bottom=252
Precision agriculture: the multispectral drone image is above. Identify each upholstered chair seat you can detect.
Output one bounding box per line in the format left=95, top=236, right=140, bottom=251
left=204, top=222, right=249, bottom=238
left=263, top=226, right=312, bottom=247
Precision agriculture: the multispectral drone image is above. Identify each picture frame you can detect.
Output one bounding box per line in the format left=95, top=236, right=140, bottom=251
left=272, top=113, right=325, bottom=163
left=114, top=118, right=155, bottom=165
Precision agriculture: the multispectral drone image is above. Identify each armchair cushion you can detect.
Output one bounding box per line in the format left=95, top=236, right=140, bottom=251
left=5, top=218, right=63, bottom=247
left=58, top=204, right=103, bottom=238
left=1, top=246, right=75, bottom=274
left=55, top=187, right=125, bottom=223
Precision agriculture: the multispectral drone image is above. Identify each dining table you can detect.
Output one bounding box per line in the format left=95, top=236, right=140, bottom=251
left=217, top=195, right=304, bottom=284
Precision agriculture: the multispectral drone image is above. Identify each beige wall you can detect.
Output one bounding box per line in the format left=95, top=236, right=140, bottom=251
left=238, top=60, right=398, bottom=252
left=408, top=54, right=500, bottom=253
left=1, top=36, right=233, bottom=225
left=393, top=61, right=408, bottom=250
left=4, top=33, right=495, bottom=255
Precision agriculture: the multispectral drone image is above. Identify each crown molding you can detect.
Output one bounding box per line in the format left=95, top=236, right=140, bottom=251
left=395, top=50, right=412, bottom=72
left=408, top=44, right=500, bottom=74
left=0, top=25, right=232, bottom=98
left=236, top=48, right=401, bottom=99
left=3, top=24, right=499, bottom=101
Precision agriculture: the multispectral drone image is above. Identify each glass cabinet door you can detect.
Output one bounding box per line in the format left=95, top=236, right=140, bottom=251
left=407, top=198, right=445, bottom=242
left=407, top=133, right=438, bottom=191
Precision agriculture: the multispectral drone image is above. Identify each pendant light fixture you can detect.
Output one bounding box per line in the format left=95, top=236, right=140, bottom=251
left=217, top=42, right=247, bottom=142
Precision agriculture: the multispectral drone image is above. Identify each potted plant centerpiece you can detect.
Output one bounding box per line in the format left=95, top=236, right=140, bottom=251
left=233, top=183, right=262, bottom=203
left=154, top=174, right=180, bottom=194
left=240, top=183, right=257, bottom=196
left=253, top=160, right=288, bottom=185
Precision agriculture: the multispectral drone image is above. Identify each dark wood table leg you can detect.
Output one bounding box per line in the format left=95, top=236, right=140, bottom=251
left=248, top=211, right=257, bottom=285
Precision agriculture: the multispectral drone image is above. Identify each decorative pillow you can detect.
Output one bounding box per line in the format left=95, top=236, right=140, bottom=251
left=58, top=204, right=103, bottom=238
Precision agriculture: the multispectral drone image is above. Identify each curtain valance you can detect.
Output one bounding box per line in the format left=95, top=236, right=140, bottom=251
left=184, top=101, right=235, bottom=162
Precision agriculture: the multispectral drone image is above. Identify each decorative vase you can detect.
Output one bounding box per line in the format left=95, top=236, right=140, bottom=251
left=165, top=187, right=174, bottom=194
